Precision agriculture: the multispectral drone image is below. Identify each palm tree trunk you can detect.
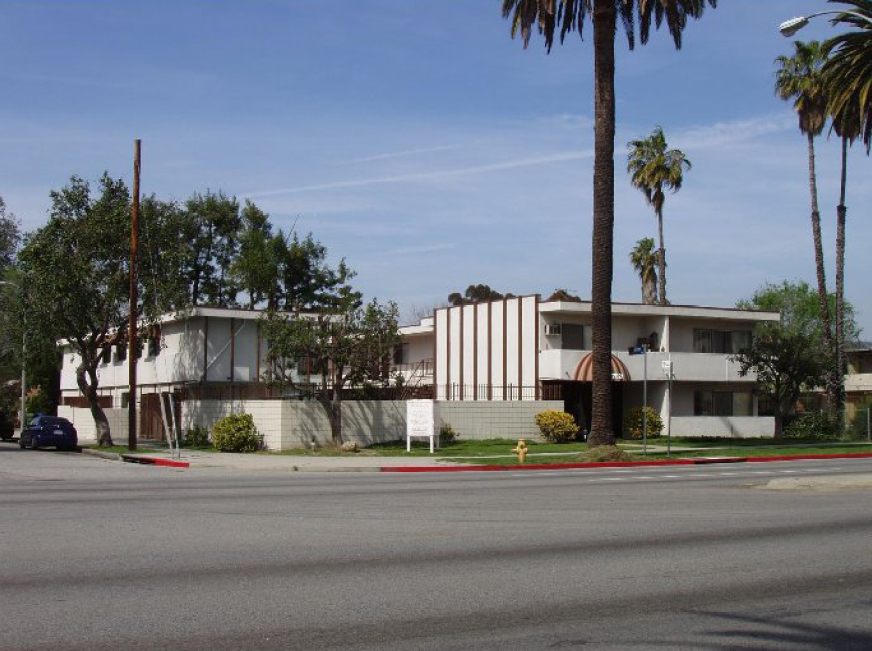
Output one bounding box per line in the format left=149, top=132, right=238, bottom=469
left=806, top=131, right=837, bottom=405
left=656, top=207, right=667, bottom=305
left=835, top=134, right=848, bottom=413
left=588, top=0, right=616, bottom=448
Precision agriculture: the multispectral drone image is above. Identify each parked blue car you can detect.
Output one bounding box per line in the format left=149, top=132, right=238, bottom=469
left=19, top=416, right=78, bottom=451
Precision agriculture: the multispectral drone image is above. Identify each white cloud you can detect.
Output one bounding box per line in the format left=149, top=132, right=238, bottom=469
left=244, top=149, right=594, bottom=198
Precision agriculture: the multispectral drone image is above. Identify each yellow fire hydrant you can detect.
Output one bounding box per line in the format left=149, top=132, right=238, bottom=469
left=512, top=439, right=528, bottom=463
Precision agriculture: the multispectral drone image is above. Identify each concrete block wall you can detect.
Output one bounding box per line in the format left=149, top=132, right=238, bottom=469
left=436, top=400, right=564, bottom=441
left=57, top=406, right=140, bottom=444
left=670, top=416, right=774, bottom=438
left=280, top=401, right=407, bottom=448
left=180, top=399, right=284, bottom=450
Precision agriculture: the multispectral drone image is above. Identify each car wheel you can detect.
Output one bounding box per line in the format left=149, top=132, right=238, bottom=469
left=19, top=439, right=26, bottom=449
left=29, top=437, right=38, bottom=450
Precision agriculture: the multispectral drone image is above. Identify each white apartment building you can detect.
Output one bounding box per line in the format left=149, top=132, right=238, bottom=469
left=397, top=296, right=780, bottom=438
left=59, top=297, right=779, bottom=442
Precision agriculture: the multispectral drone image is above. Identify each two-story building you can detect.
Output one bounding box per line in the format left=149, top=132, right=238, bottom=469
left=397, top=296, right=779, bottom=438
left=59, top=297, right=779, bottom=443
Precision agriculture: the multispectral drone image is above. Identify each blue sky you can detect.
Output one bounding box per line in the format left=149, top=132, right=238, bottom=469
left=1, top=1, right=869, bottom=331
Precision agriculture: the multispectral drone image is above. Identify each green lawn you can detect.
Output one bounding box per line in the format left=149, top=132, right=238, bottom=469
left=266, top=438, right=591, bottom=457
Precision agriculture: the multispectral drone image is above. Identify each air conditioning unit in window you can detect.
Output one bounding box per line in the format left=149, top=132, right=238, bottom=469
left=544, top=324, right=562, bottom=336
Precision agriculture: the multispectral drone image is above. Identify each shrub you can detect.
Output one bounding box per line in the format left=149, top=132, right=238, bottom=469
left=622, top=406, right=663, bottom=440
left=535, top=410, right=580, bottom=443
left=211, top=414, right=261, bottom=452
left=183, top=425, right=210, bottom=448
left=582, top=446, right=632, bottom=463
left=439, top=423, right=459, bottom=444
left=783, top=411, right=840, bottom=440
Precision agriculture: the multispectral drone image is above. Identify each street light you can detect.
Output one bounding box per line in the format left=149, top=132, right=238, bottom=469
left=779, top=11, right=872, bottom=37
left=0, top=280, right=26, bottom=436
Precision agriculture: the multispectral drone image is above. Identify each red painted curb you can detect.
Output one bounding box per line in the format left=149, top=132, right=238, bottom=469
left=121, top=455, right=190, bottom=468
left=381, top=452, right=872, bottom=473
left=381, top=459, right=698, bottom=472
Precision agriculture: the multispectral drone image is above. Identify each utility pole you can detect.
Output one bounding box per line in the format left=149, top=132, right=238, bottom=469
left=128, top=139, right=141, bottom=451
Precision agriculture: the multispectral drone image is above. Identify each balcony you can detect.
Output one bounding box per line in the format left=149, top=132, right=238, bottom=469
left=538, top=349, right=755, bottom=383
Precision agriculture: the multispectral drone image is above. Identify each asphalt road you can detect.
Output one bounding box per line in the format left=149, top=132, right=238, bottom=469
left=3, top=441, right=872, bottom=651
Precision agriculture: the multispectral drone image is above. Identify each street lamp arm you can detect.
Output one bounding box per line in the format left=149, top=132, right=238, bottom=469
left=780, top=10, right=872, bottom=37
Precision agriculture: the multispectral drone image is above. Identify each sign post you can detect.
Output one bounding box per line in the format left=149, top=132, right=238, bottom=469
left=406, top=399, right=436, bottom=453
left=628, top=344, right=648, bottom=455
left=662, top=359, right=674, bottom=456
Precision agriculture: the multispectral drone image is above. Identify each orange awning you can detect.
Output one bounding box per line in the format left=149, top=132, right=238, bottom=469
left=573, top=353, right=631, bottom=382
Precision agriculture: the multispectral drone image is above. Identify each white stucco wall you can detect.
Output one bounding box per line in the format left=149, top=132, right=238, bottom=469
left=670, top=416, right=774, bottom=438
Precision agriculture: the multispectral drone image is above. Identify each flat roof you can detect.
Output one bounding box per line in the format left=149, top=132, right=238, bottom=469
left=539, top=300, right=780, bottom=322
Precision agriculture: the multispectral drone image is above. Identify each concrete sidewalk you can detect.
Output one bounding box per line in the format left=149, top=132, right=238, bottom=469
left=122, top=449, right=454, bottom=472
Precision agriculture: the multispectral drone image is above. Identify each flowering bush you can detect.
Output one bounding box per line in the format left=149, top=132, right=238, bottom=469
left=622, top=407, right=663, bottom=440
left=211, top=413, right=261, bottom=452
left=535, top=410, right=580, bottom=443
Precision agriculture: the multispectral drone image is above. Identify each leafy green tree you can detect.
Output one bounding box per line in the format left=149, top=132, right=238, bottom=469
left=232, top=201, right=281, bottom=310
left=262, top=292, right=400, bottom=444
left=627, top=127, right=690, bottom=305
left=447, top=284, right=512, bottom=306
left=774, top=40, right=838, bottom=405
left=280, top=233, right=354, bottom=311
left=0, top=196, right=19, bottom=274
left=18, top=175, right=184, bottom=446
left=629, top=237, right=658, bottom=305
left=182, top=191, right=241, bottom=307
left=734, top=281, right=859, bottom=438
left=502, top=0, right=716, bottom=446
left=0, top=196, right=23, bottom=393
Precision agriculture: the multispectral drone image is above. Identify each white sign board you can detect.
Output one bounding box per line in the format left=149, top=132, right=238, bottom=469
left=406, top=399, right=436, bottom=453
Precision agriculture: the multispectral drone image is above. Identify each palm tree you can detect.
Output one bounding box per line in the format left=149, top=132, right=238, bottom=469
left=829, top=98, right=862, bottom=412
left=823, top=1, right=872, bottom=151
left=630, top=238, right=658, bottom=305
left=501, top=0, right=716, bottom=447
left=773, top=40, right=838, bottom=406
left=823, top=0, right=872, bottom=411
left=626, top=127, right=690, bottom=305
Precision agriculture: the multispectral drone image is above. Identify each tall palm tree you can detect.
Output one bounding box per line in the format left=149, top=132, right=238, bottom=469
left=823, top=0, right=872, bottom=412
left=773, top=40, right=838, bottom=407
left=626, top=127, right=690, bottom=305
left=830, top=99, right=861, bottom=412
left=501, top=0, right=716, bottom=447
left=630, top=237, right=658, bottom=305
left=823, top=0, right=872, bottom=152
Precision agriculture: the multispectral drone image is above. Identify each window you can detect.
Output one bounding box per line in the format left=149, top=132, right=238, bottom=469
left=561, top=324, right=586, bottom=350
left=694, top=328, right=753, bottom=354
left=100, top=345, right=111, bottom=365
left=393, top=343, right=409, bottom=365
left=115, top=343, right=126, bottom=363
left=732, top=330, right=752, bottom=353
left=147, top=336, right=160, bottom=358
left=757, top=394, right=775, bottom=417
left=694, top=329, right=712, bottom=353
left=714, top=392, right=733, bottom=416
left=694, top=390, right=713, bottom=416
left=733, top=392, right=753, bottom=417
left=694, top=390, right=754, bottom=417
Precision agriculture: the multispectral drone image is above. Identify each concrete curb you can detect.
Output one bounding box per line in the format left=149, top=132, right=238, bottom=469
left=80, top=448, right=122, bottom=461
left=121, top=455, right=190, bottom=468
left=381, top=452, right=872, bottom=473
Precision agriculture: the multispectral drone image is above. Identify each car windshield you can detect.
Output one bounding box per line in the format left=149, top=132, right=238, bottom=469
left=33, top=417, right=70, bottom=427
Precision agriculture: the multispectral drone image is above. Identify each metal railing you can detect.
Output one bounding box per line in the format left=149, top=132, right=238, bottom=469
left=435, top=384, right=551, bottom=401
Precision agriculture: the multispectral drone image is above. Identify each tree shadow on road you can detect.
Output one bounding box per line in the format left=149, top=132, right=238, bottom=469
left=686, top=608, right=872, bottom=650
